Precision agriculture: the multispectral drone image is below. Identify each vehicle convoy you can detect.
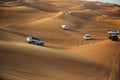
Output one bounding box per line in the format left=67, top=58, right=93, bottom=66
left=83, top=34, right=91, bottom=40
left=108, top=35, right=118, bottom=41
left=108, top=30, right=119, bottom=35
left=26, top=36, right=45, bottom=46
left=61, top=24, right=69, bottom=30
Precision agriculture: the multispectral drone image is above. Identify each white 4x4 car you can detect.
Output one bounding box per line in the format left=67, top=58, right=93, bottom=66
left=61, top=24, right=69, bottom=30
left=108, top=30, right=119, bottom=35
left=83, top=34, right=91, bottom=40
left=26, top=36, right=45, bottom=46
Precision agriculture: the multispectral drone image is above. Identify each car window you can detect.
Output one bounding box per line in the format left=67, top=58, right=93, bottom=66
left=112, top=30, right=118, bottom=32
left=32, top=37, right=40, bottom=40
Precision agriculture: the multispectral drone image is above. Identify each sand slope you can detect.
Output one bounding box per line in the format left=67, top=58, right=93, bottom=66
left=68, top=40, right=120, bottom=65
left=0, top=41, right=105, bottom=80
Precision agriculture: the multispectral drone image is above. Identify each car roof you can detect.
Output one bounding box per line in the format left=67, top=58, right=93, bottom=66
left=111, top=30, right=119, bottom=31
left=28, top=36, right=41, bottom=39
left=62, top=24, right=67, bottom=26
left=84, top=34, right=90, bottom=36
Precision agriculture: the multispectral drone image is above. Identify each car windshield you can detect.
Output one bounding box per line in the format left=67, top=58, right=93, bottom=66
left=32, top=37, right=40, bottom=40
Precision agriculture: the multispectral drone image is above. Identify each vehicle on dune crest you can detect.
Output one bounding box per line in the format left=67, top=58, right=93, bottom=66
left=83, top=34, right=91, bottom=40
left=108, top=30, right=120, bottom=35
left=108, top=30, right=119, bottom=41
left=102, top=14, right=108, bottom=17
left=26, top=36, right=45, bottom=46
left=61, top=24, right=69, bottom=30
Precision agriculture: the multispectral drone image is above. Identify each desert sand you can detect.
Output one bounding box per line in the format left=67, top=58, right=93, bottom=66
left=0, top=0, right=120, bottom=80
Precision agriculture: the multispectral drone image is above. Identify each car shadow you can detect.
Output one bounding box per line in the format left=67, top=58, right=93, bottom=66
left=44, top=45, right=68, bottom=50
left=91, top=38, right=101, bottom=40
left=64, top=28, right=79, bottom=32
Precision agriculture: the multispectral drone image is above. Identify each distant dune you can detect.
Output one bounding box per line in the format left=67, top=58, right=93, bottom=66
left=0, top=0, right=120, bottom=80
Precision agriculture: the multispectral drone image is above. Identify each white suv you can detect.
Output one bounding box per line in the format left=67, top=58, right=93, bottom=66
left=26, top=36, right=45, bottom=46
left=61, top=24, right=69, bottom=30
left=108, top=30, right=119, bottom=35
left=83, top=34, right=91, bottom=40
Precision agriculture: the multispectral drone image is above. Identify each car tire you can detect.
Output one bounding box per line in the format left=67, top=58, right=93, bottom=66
left=108, top=36, right=112, bottom=40
left=39, top=43, right=44, bottom=46
left=113, top=37, right=118, bottom=41
left=31, top=41, right=35, bottom=44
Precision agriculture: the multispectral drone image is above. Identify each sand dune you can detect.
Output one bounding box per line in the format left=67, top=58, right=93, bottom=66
left=0, top=0, right=120, bottom=80
left=68, top=40, right=120, bottom=65
left=22, top=2, right=61, bottom=12
left=0, top=41, right=106, bottom=80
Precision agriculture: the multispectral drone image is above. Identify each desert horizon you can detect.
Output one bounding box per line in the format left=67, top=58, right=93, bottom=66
left=0, top=0, right=120, bottom=80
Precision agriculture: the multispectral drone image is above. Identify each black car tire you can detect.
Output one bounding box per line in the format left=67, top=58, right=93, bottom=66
left=108, top=36, right=112, bottom=40
left=39, top=43, right=44, bottom=46
left=31, top=41, right=35, bottom=44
